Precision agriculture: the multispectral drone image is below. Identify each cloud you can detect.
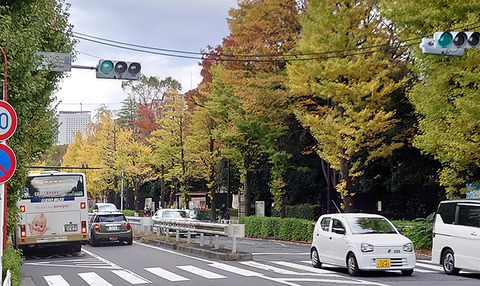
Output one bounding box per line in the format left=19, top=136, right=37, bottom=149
left=56, top=0, right=236, bottom=113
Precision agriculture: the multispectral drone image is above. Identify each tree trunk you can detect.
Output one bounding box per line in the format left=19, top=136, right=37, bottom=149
left=134, top=181, right=139, bottom=212
left=210, top=167, right=217, bottom=219
left=160, top=165, right=165, bottom=208
left=340, top=156, right=355, bottom=212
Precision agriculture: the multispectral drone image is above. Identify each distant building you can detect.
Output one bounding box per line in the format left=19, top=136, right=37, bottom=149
left=56, top=111, right=91, bottom=145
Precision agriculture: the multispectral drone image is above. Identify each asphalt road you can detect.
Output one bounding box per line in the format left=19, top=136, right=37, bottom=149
left=20, top=238, right=480, bottom=286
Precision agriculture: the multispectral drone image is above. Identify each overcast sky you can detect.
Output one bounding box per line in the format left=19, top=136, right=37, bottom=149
left=55, top=0, right=237, bottom=114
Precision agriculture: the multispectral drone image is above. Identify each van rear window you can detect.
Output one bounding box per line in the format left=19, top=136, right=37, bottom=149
left=437, top=202, right=456, bottom=224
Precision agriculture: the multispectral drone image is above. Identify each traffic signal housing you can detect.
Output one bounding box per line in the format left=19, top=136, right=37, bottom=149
left=420, top=31, right=480, bottom=56
left=96, top=60, right=141, bottom=80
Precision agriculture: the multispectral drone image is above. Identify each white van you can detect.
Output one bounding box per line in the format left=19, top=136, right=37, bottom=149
left=432, top=199, right=480, bottom=274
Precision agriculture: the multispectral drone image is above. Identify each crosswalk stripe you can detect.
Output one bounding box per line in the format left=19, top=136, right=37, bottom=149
left=44, top=275, right=69, bottom=286
left=272, top=261, right=341, bottom=276
left=416, top=261, right=442, bottom=271
left=145, top=267, right=189, bottom=282
left=78, top=272, right=113, bottom=286
left=177, top=265, right=227, bottom=279
left=240, top=261, right=303, bottom=275
left=111, top=269, right=151, bottom=284
left=209, top=262, right=262, bottom=277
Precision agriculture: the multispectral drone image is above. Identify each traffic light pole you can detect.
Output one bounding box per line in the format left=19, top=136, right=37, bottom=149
left=71, top=65, right=96, bottom=70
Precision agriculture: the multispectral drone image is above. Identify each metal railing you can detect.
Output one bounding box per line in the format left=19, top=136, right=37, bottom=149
left=126, top=216, right=245, bottom=253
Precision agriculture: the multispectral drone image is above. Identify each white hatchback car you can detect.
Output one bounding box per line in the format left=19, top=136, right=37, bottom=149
left=311, top=213, right=416, bottom=276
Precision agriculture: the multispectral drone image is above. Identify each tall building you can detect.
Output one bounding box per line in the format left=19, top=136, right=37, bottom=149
left=56, top=111, right=91, bottom=145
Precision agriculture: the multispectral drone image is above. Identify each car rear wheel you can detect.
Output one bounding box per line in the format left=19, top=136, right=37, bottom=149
left=442, top=249, right=460, bottom=275
left=347, top=253, right=361, bottom=276
left=311, top=248, right=322, bottom=268
left=126, top=236, right=133, bottom=245
left=90, top=233, right=98, bottom=247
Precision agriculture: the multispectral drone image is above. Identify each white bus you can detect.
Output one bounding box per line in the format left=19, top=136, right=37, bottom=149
left=14, top=171, right=89, bottom=253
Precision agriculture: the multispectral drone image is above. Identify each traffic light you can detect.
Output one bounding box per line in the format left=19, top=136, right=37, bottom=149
left=420, top=31, right=480, bottom=56
left=96, top=60, right=141, bottom=80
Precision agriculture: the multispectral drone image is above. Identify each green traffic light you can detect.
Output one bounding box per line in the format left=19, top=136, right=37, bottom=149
left=437, top=32, right=453, bottom=48
left=99, top=60, right=114, bottom=74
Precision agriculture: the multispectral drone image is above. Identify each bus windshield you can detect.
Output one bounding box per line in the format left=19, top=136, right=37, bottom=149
left=23, top=175, right=85, bottom=199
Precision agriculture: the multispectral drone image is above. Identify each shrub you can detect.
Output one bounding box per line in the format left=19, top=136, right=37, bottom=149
left=2, top=244, right=23, bottom=286
left=121, top=209, right=136, bottom=216
left=240, top=215, right=315, bottom=242
left=392, top=212, right=434, bottom=250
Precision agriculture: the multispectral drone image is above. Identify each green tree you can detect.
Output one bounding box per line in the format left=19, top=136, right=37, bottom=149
left=207, top=0, right=300, bottom=216
left=288, top=0, right=407, bottom=212
left=185, top=105, right=222, bottom=215
left=381, top=0, right=480, bottom=197
left=150, top=92, right=190, bottom=207
left=121, top=75, right=182, bottom=143
left=0, top=0, right=74, bottom=240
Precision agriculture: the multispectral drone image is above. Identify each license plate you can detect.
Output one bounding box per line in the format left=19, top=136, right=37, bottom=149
left=108, top=226, right=120, bottom=231
left=376, top=259, right=391, bottom=268
left=64, top=224, right=78, bottom=232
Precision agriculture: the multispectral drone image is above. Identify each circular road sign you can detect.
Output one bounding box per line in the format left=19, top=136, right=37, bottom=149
left=0, top=143, right=16, bottom=183
left=0, top=100, right=17, bottom=141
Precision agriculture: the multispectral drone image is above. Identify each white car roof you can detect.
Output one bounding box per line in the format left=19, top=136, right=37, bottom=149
left=321, top=213, right=386, bottom=219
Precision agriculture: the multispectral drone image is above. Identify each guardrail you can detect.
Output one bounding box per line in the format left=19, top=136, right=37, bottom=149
left=126, top=216, right=245, bottom=253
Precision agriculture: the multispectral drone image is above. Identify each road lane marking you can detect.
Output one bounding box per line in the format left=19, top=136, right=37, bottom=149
left=240, top=261, right=305, bottom=275
left=81, top=249, right=122, bottom=269
left=272, top=261, right=342, bottom=275
left=209, top=262, right=263, bottom=277
left=145, top=267, right=189, bottom=282
left=416, top=261, right=443, bottom=271
left=112, top=269, right=151, bottom=284
left=177, top=265, right=227, bottom=279
left=78, top=272, right=113, bottom=286
left=44, top=275, right=69, bottom=286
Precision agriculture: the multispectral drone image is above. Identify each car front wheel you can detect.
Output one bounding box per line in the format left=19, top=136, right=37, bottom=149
left=311, top=248, right=322, bottom=268
left=347, top=253, right=361, bottom=276
left=442, top=249, right=460, bottom=275
left=401, top=269, right=414, bottom=276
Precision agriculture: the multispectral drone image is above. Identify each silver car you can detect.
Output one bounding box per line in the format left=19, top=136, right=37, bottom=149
left=89, top=212, right=132, bottom=246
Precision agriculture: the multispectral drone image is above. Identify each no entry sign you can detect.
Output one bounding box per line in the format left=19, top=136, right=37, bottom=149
left=0, top=100, right=17, bottom=141
left=0, top=143, right=16, bottom=183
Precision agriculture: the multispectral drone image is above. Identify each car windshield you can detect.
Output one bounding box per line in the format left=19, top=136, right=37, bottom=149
left=346, top=217, right=397, bottom=234
left=163, top=210, right=188, bottom=218
left=97, top=214, right=125, bottom=223
left=190, top=210, right=213, bottom=220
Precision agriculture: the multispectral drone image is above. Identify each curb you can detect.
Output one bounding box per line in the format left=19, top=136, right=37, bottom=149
left=138, top=238, right=253, bottom=261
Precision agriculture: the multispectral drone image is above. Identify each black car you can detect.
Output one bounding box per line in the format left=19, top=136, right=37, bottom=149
left=89, top=212, right=133, bottom=246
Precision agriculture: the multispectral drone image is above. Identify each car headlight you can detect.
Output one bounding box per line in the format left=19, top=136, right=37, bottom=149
left=403, top=243, right=413, bottom=252
left=361, top=243, right=374, bottom=252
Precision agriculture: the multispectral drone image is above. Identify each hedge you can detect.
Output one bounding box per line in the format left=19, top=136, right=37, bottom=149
left=239, top=215, right=315, bottom=242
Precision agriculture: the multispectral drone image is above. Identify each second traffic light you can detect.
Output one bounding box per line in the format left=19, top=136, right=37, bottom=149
left=96, top=60, right=141, bottom=80
left=420, top=31, right=480, bottom=56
